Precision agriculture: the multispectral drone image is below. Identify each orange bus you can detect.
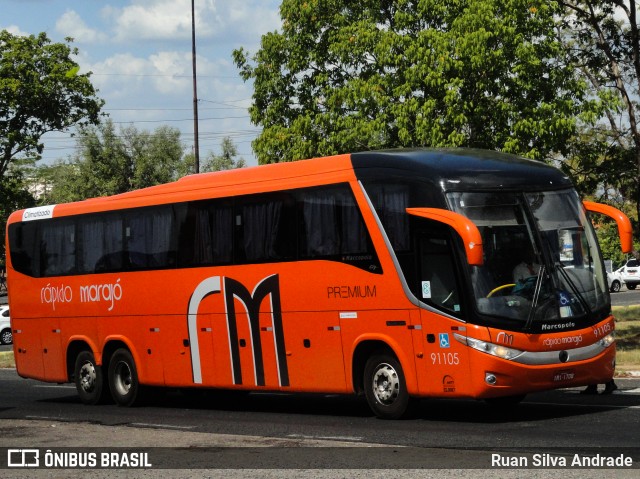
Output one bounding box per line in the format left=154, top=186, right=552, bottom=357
left=5, top=148, right=633, bottom=419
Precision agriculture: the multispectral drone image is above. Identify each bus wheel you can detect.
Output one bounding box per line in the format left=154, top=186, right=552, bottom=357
left=108, top=349, right=141, bottom=407
left=74, top=351, right=107, bottom=405
left=0, top=328, right=12, bottom=345
left=364, top=354, right=413, bottom=419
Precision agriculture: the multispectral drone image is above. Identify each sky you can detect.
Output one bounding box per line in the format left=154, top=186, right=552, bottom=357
left=2, top=0, right=283, bottom=166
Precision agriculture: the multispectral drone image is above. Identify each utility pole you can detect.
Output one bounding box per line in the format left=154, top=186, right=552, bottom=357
left=191, top=0, right=200, bottom=173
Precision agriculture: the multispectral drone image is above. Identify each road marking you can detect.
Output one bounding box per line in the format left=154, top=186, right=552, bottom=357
left=26, top=415, right=66, bottom=421
left=33, top=385, right=75, bottom=389
left=531, top=402, right=640, bottom=409
left=286, top=433, right=363, bottom=442
left=564, top=388, right=640, bottom=395
left=130, top=423, right=196, bottom=430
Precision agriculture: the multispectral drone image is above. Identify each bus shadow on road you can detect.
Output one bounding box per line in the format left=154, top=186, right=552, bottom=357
left=35, top=385, right=639, bottom=424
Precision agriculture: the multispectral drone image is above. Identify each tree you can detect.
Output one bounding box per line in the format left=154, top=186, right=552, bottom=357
left=557, top=1, right=640, bottom=239
left=202, top=137, right=246, bottom=172
left=46, top=121, right=188, bottom=203
left=0, top=31, right=104, bottom=178
left=234, top=0, right=596, bottom=164
left=0, top=162, right=36, bottom=269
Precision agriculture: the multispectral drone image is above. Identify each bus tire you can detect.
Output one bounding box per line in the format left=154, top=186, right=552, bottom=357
left=363, top=354, right=413, bottom=419
left=0, top=328, right=12, bottom=345
left=108, top=348, right=141, bottom=407
left=74, top=350, right=108, bottom=405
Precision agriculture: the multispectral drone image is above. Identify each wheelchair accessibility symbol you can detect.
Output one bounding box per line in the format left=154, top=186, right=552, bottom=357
left=558, top=291, right=571, bottom=306
left=439, top=333, right=450, bottom=348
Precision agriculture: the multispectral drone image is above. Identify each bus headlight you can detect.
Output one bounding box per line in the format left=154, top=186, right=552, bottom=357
left=454, top=333, right=524, bottom=360
left=599, top=332, right=615, bottom=348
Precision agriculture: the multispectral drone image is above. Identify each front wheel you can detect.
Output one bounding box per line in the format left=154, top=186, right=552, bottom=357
left=74, top=350, right=108, bottom=405
left=108, top=348, right=142, bottom=407
left=363, top=354, right=414, bottom=419
left=610, top=281, right=621, bottom=293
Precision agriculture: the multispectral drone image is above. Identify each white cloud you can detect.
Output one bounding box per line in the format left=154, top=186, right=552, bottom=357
left=2, top=25, right=30, bottom=36
left=103, top=0, right=281, bottom=48
left=56, top=10, right=107, bottom=44
left=105, top=0, right=199, bottom=42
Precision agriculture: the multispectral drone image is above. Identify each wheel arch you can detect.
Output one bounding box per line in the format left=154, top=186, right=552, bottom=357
left=351, top=338, right=417, bottom=396
left=66, top=338, right=98, bottom=382
left=101, top=337, right=141, bottom=383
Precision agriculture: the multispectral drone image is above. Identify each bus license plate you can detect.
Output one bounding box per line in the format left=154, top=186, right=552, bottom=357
left=553, top=370, right=575, bottom=382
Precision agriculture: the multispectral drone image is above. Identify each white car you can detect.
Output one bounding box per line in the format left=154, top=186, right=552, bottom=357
left=607, top=271, right=623, bottom=293
left=0, top=305, right=11, bottom=345
left=617, top=259, right=640, bottom=290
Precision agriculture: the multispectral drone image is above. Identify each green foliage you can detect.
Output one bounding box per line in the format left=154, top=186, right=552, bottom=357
left=557, top=1, right=640, bottom=238
left=202, top=137, right=247, bottom=172
left=0, top=30, right=104, bottom=177
left=44, top=120, right=188, bottom=203
left=234, top=0, right=595, bottom=164
left=0, top=162, right=36, bottom=267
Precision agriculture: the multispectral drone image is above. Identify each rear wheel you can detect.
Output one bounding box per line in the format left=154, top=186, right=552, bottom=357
left=74, top=350, right=108, bottom=405
left=627, top=284, right=637, bottom=290
left=108, top=348, right=142, bottom=406
left=363, top=354, right=414, bottom=419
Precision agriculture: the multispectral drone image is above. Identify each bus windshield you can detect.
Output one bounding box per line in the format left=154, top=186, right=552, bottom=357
left=447, top=189, right=609, bottom=330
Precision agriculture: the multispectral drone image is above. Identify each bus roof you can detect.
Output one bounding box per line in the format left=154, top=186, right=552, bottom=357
left=352, top=148, right=573, bottom=192
left=8, top=148, right=573, bottom=224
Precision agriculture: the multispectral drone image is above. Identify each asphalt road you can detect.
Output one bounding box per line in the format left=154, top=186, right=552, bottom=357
left=0, top=368, right=639, bottom=473
left=611, top=286, right=640, bottom=307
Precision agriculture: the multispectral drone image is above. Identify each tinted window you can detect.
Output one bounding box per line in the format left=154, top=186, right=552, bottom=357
left=79, top=214, right=123, bottom=273
left=8, top=183, right=381, bottom=277
left=177, top=199, right=234, bottom=267
left=126, top=207, right=175, bottom=270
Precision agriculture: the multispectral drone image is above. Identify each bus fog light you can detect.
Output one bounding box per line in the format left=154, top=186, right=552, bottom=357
left=485, top=373, right=497, bottom=385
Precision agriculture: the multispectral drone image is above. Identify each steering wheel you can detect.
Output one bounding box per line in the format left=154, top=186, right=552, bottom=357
left=486, top=283, right=516, bottom=298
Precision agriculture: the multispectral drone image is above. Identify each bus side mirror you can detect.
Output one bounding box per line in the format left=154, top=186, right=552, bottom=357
left=406, top=207, right=484, bottom=266
left=583, top=201, right=633, bottom=254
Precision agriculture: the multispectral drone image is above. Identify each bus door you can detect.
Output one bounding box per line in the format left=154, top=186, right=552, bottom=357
left=414, top=227, right=471, bottom=397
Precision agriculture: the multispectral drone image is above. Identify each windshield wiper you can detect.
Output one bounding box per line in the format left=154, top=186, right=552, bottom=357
left=524, top=265, right=546, bottom=331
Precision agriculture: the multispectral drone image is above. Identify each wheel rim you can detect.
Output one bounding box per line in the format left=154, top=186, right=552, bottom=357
left=372, top=363, right=400, bottom=405
left=1, top=330, right=11, bottom=344
left=79, top=361, right=97, bottom=393
left=113, top=360, right=133, bottom=396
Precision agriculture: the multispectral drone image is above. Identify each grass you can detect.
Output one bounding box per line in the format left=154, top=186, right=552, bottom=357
left=0, top=351, right=15, bottom=368
left=0, top=307, right=638, bottom=373
left=613, top=305, right=640, bottom=373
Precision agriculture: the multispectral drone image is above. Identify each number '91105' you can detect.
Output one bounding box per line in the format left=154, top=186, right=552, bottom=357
left=431, top=352, right=460, bottom=365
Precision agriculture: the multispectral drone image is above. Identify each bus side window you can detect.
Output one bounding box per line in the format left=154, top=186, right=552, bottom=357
left=79, top=214, right=124, bottom=274
left=177, top=199, right=234, bottom=267
left=39, top=220, right=76, bottom=276
left=125, top=206, right=175, bottom=269
left=8, top=222, right=39, bottom=277
left=298, top=185, right=370, bottom=258
left=237, top=193, right=296, bottom=263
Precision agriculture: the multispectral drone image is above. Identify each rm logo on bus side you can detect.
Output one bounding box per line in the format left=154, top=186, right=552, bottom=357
left=187, top=274, right=289, bottom=387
